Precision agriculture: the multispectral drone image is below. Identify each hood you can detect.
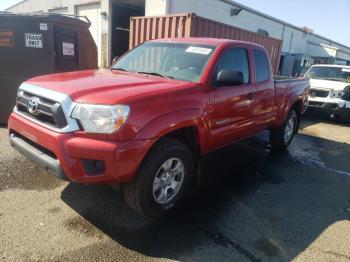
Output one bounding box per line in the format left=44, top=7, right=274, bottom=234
left=310, top=79, right=350, bottom=91
left=27, top=69, right=193, bottom=104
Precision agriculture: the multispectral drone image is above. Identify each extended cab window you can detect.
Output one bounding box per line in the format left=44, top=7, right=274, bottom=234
left=253, top=49, right=270, bottom=82
left=216, top=48, right=250, bottom=84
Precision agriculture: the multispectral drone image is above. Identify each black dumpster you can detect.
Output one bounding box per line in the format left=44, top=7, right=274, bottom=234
left=0, top=12, right=98, bottom=124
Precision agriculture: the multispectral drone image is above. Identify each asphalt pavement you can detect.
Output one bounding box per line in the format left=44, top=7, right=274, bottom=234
left=1, top=115, right=350, bottom=262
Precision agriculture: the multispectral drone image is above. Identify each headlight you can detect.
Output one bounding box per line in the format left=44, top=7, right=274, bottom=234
left=330, top=89, right=344, bottom=98
left=71, top=104, right=130, bottom=133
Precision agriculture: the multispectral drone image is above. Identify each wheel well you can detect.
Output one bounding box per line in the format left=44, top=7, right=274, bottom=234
left=291, top=100, right=302, bottom=131
left=163, top=126, right=202, bottom=189
left=163, top=126, right=201, bottom=159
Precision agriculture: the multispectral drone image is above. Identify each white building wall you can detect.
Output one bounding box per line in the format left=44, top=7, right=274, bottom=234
left=166, top=0, right=311, bottom=54
left=48, top=7, right=69, bottom=14
left=281, top=26, right=307, bottom=54
left=7, top=0, right=77, bottom=13
left=170, top=0, right=305, bottom=53
left=307, top=34, right=332, bottom=47
left=145, top=0, right=168, bottom=16
left=306, top=42, right=338, bottom=58
left=166, top=0, right=311, bottom=55
left=331, top=43, right=350, bottom=61
left=166, top=0, right=350, bottom=62
left=168, top=0, right=284, bottom=39
left=336, top=50, right=350, bottom=61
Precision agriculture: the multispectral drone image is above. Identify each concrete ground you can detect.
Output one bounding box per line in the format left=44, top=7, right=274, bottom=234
left=1, top=115, right=350, bottom=262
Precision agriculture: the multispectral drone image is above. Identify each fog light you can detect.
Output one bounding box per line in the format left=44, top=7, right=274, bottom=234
left=95, top=160, right=105, bottom=172
left=81, top=159, right=105, bottom=175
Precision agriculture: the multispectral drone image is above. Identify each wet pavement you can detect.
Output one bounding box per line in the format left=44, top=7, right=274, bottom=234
left=1, top=115, right=350, bottom=261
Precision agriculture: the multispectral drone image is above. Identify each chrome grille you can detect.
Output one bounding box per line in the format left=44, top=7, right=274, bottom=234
left=16, top=91, right=68, bottom=128
left=309, top=89, right=329, bottom=98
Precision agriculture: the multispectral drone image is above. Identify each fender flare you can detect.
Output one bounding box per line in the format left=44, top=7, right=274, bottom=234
left=135, top=109, right=208, bottom=153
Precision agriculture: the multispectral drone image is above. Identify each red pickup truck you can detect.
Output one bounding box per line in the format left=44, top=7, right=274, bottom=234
left=8, top=38, right=309, bottom=219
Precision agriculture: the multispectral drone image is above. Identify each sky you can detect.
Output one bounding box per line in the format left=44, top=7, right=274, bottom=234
left=0, top=0, right=18, bottom=11
left=1, top=0, right=349, bottom=46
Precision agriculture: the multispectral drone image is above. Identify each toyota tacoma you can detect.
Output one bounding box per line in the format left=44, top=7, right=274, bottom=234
left=8, top=38, right=310, bottom=219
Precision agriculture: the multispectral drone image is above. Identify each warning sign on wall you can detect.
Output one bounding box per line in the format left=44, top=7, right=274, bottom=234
left=24, top=33, right=43, bottom=48
left=62, top=42, right=75, bottom=56
left=39, top=23, right=48, bottom=31
left=0, top=31, right=14, bottom=47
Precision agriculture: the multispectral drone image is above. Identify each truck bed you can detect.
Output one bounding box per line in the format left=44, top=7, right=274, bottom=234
left=272, top=76, right=310, bottom=127
left=274, top=75, right=308, bottom=82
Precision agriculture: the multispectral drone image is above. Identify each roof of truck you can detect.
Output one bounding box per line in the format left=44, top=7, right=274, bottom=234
left=151, top=37, right=264, bottom=48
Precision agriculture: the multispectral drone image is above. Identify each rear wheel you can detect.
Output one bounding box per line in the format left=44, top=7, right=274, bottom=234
left=123, top=138, right=193, bottom=220
left=269, top=110, right=298, bottom=151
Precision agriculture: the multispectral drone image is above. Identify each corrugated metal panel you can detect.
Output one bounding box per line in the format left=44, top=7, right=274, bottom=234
left=129, top=13, right=192, bottom=49
left=129, top=13, right=282, bottom=74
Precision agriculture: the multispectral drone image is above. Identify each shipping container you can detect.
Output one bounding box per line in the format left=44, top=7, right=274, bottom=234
left=0, top=13, right=98, bottom=124
left=129, top=13, right=282, bottom=74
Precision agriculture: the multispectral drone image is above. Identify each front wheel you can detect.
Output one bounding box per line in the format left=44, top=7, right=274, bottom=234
left=123, top=138, right=193, bottom=220
left=269, top=110, right=298, bottom=151
left=337, top=113, right=350, bottom=124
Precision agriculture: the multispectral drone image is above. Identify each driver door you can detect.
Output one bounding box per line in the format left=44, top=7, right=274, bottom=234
left=209, top=47, right=257, bottom=150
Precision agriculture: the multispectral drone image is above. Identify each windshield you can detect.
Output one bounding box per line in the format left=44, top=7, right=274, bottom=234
left=112, top=42, right=216, bottom=82
left=305, top=66, right=350, bottom=83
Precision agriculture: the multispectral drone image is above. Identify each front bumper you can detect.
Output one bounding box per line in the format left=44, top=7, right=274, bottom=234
left=8, top=112, right=155, bottom=184
left=9, top=133, right=69, bottom=181
left=307, top=96, right=350, bottom=116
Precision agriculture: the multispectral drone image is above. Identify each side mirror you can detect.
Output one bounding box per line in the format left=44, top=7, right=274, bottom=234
left=112, top=56, right=119, bottom=65
left=216, top=69, right=244, bottom=86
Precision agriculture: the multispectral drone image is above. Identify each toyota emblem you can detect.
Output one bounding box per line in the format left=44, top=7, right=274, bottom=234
left=28, top=97, right=40, bottom=115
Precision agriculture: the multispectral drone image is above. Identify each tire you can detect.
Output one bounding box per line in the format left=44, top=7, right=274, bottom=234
left=123, top=137, right=193, bottom=220
left=337, top=114, right=350, bottom=125
left=269, top=110, right=298, bottom=151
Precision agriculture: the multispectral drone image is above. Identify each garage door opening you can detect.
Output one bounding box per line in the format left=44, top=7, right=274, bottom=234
left=111, top=0, right=144, bottom=64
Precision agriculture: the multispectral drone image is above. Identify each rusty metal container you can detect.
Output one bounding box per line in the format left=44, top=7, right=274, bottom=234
left=0, top=13, right=97, bottom=124
left=130, top=13, right=282, bottom=74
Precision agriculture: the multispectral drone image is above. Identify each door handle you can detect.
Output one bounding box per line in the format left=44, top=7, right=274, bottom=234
left=247, top=92, right=254, bottom=100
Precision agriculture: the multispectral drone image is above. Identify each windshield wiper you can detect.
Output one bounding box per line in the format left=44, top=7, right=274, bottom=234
left=137, top=71, right=173, bottom=79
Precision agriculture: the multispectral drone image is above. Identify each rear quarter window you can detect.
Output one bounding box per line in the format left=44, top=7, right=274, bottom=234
left=253, top=49, right=270, bottom=83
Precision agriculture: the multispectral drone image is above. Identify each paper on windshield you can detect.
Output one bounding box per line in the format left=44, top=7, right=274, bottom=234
left=186, top=46, right=212, bottom=55
left=342, top=68, right=350, bottom=73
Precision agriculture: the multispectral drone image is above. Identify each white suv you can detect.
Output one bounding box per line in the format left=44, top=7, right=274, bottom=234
left=305, top=64, right=350, bottom=122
